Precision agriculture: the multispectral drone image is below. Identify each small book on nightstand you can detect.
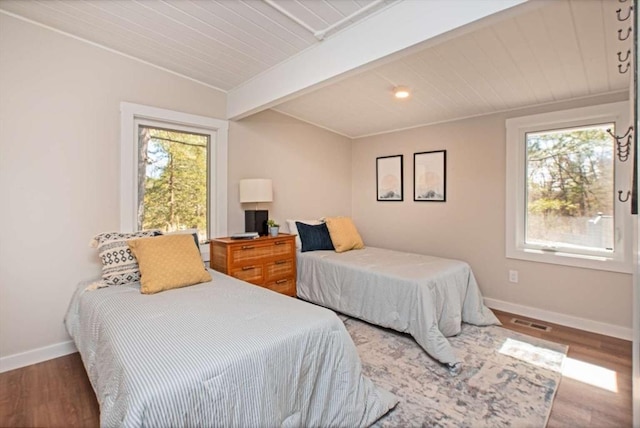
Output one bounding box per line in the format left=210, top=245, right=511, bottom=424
left=230, top=232, right=259, bottom=240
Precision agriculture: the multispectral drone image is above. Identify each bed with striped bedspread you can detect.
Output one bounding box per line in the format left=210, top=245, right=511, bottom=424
left=65, top=269, right=397, bottom=427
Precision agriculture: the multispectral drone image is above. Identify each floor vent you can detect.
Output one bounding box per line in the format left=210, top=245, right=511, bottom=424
left=510, top=318, right=552, bottom=332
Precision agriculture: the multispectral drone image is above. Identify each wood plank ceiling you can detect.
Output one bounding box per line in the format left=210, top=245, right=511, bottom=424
left=0, top=0, right=391, bottom=90
left=273, top=0, right=631, bottom=137
left=0, top=0, right=631, bottom=138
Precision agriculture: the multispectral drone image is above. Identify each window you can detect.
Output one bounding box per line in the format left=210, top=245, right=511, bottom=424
left=137, top=125, right=209, bottom=242
left=506, top=102, right=632, bottom=273
left=120, top=102, right=228, bottom=259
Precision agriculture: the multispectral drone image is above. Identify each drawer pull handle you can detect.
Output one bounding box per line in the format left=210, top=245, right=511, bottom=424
left=276, top=279, right=288, bottom=284
left=242, top=265, right=256, bottom=271
left=275, top=260, right=287, bottom=265
left=241, top=245, right=254, bottom=250
left=275, top=241, right=286, bottom=245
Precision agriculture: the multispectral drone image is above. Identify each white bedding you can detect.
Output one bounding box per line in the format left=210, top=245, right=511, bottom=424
left=296, top=247, right=499, bottom=367
left=65, top=269, right=397, bottom=427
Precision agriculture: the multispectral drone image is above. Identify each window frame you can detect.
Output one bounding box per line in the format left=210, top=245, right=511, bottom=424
left=505, top=101, right=632, bottom=273
left=120, top=102, right=228, bottom=260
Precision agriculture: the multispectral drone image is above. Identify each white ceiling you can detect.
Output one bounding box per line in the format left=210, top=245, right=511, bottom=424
left=0, top=0, right=631, bottom=138
left=274, top=0, right=631, bottom=137
left=0, top=0, right=393, bottom=90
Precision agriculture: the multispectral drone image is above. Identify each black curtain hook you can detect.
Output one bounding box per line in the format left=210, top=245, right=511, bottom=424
left=618, top=191, right=631, bottom=203
left=619, top=27, right=633, bottom=41
left=616, top=135, right=632, bottom=162
left=617, top=6, right=633, bottom=21
left=607, top=126, right=634, bottom=140
left=618, top=50, right=631, bottom=62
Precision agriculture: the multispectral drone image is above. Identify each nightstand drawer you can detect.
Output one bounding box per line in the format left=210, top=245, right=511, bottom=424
left=230, top=243, right=273, bottom=264
left=230, top=264, right=263, bottom=283
left=265, top=259, right=294, bottom=280
left=210, top=234, right=296, bottom=297
left=229, top=240, right=293, bottom=263
left=264, top=277, right=295, bottom=296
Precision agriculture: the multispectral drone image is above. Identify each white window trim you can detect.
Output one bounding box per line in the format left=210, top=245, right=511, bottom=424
left=120, top=102, right=228, bottom=261
left=506, top=101, right=632, bottom=274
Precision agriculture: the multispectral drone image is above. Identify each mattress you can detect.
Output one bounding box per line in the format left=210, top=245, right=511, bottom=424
left=296, top=247, right=500, bottom=368
left=65, top=269, right=397, bottom=427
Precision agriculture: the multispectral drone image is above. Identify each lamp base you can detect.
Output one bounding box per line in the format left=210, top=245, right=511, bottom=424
left=245, top=210, right=268, bottom=236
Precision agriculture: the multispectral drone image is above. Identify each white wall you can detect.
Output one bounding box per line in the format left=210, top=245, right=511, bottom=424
left=228, top=110, right=352, bottom=233
left=0, top=14, right=227, bottom=369
left=351, top=93, right=633, bottom=337
left=0, top=9, right=632, bottom=373
left=0, top=15, right=353, bottom=370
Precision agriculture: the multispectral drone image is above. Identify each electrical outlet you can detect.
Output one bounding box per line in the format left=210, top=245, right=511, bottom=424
left=509, top=270, right=519, bottom=283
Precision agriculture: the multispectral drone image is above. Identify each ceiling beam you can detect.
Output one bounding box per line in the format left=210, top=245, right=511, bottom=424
left=227, top=0, right=529, bottom=120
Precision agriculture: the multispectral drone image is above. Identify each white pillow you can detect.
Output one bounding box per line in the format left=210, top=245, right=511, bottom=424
left=90, top=230, right=162, bottom=287
left=286, top=219, right=323, bottom=249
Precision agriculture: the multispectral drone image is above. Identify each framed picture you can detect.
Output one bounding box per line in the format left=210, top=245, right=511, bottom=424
left=414, top=150, right=446, bottom=202
left=376, top=155, right=403, bottom=201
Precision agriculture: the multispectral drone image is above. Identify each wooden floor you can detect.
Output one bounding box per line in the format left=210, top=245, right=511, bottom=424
left=493, top=310, right=633, bottom=428
left=0, top=310, right=632, bottom=427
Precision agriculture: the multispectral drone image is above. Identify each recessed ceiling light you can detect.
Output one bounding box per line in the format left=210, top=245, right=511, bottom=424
left=393, top=86, right=410, bottom=99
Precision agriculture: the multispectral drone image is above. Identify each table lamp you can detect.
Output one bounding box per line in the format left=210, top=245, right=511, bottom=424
left=239, top=178, right=273, bottom=236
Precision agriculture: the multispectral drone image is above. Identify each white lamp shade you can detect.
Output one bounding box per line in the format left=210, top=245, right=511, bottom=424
left=239, top=179, right=273, bottom=203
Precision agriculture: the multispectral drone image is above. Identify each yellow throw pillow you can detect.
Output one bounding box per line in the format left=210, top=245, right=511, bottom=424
left=325, top=217, right=365, bottom=253
left=128, top=234, right=211, bottom=294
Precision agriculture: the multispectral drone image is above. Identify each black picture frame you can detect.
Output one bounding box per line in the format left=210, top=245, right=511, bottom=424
left=376, top=155, right=403, bottom=201
left=414, top=150, right=446, bottom=202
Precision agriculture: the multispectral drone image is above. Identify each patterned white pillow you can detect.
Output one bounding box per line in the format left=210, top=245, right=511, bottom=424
left=91, top=230, right=161, bottom=287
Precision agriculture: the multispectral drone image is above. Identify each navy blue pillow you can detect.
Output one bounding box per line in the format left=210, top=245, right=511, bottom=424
left=296, top=222, right=334, bottom=252
left=190, top=233, right=201, bottom=252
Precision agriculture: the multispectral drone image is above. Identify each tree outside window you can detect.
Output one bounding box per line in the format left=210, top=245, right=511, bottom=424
left=137, top=126, right=209, bottom=242
left=525, top=124, right=614, bottom=252
left=505, top=101, right=630, bottom=272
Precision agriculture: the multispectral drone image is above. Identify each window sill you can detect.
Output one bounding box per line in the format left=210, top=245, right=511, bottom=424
left=506, top=247, right=632, bottom=274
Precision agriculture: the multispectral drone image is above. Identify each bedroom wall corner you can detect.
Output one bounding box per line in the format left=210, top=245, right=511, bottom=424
left=0, top=13, right=227, bottom=370
left=227, top=110, right=352, bottom=236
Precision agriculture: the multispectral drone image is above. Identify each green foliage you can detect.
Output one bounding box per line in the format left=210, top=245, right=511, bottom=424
left=528, top=198, right=578, bottom=216
left=526, top=126, right=613, bottom=219
left=137, top=127, right=208, bottom=237
left=267, top=219, right=279, bottom=228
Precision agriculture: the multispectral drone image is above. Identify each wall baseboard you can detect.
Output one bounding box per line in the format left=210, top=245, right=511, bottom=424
left=485, top=297, right=633, bottom=341
left=0, top=340, right=77, bottom=373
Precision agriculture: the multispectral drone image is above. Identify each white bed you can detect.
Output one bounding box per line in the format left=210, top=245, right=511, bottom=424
left=65, top=269, right=397, bottom=427
left=296, top=247, right=499, bottom=372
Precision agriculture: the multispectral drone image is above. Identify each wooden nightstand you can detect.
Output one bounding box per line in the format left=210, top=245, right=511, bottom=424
left=210, top=233, right=297, bottom=296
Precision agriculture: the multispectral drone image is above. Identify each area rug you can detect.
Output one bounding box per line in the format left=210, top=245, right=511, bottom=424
left=341, top=316, right=567, bottom=427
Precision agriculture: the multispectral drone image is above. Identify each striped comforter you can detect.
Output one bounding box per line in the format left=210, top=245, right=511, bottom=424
left=65, top=270, right=397, bottom=427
